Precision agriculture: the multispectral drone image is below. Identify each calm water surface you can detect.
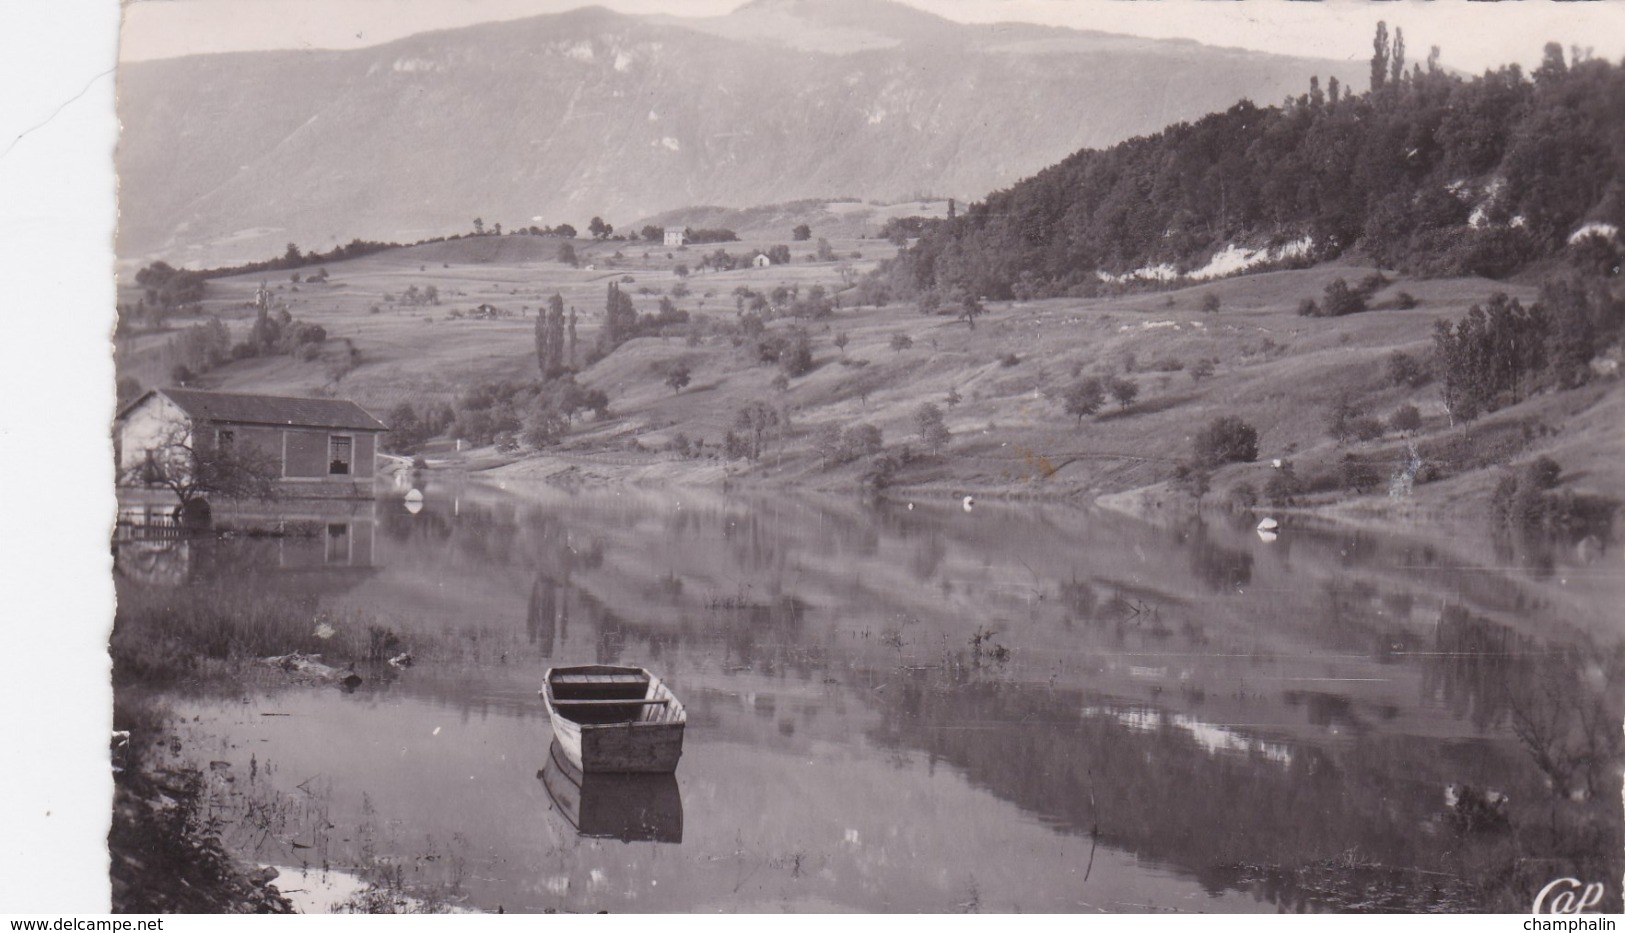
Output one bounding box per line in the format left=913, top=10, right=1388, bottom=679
left=117, top=480, right=1624, bottom=913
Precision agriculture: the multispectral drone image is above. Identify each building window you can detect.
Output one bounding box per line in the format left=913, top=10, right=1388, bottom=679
left=328, top=436, right=353, bottom=475
left=216, top=429, right=235, bottom=450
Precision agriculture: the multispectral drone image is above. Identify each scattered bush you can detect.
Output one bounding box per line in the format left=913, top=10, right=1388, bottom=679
left=1487, top=459, right=1599, bottom=532
left=1265, top=464, right=1302, bottom=506
left=1384, top=406, right=1423, bottom=438
left=1350, top=416, right=1385, bottom=442
left=1387, top=350, right=1429, bottom=388
left=1340, top=458, right=1383, bottom=494
left=1322, top=278, right=1368, bottom=317
left=777, top=327, right=814, bottom=377
left=1527, top=455, right=1562, bottom=491
left=1388, top=403, right=1423, bottom=435
left=1171, top=461, right=1212, bottom=503
left=1356, top=271, right=1389, bottom=299
left=1325, top=392, right=1376, bottom=444
left=1225, top=482, right=1259, bottom=511
left=1063, top=378, right=1106, bottom=424
left=1108, top=376, right=1139, bottom=410
left=843, top=423, right=884, bottom=460
left=861, top=451, right=905, bottom=491
left=1193, top=416, right=1259, bottom=468
left=664, top=363, right=692, bottom=394
left=914, top=403, right=951, bottom=454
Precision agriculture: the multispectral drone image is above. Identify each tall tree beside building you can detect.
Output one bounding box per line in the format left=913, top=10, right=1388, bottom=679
left=127, top=423, right=282, bottom=518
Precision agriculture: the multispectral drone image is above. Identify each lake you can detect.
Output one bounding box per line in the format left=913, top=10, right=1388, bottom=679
left=113, top=479, right=1624, bottom=913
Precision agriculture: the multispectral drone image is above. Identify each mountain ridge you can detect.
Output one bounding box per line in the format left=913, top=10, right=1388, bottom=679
left=116, top=0, right=1354, bottom=268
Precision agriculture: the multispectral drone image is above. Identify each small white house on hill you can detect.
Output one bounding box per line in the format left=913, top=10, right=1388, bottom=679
left=115, top=388, right=388, bottom=501
left=752, top=253, right=772, bottom=268
left=664, top=229, right=687, bottom=247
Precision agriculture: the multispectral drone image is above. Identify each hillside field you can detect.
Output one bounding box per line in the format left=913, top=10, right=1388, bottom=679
left=116, top=235, right=1625, bottom=528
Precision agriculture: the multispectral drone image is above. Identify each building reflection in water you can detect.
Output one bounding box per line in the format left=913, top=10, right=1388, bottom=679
left=114, top=499, right=379, bottom=586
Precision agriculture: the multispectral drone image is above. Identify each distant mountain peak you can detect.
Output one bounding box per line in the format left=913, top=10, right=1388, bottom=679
left=689, top=0, right=956, bottom=52
left=732, top=0, right=948, bottom=26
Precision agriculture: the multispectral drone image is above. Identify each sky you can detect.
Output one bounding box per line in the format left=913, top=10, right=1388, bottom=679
left=117, top=0, right=1625, bottom=75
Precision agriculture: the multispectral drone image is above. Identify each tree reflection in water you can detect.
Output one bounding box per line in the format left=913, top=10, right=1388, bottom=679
left=866, top=644, right=1621, bottom=912
left=123, top=484, right=1623, bottom=912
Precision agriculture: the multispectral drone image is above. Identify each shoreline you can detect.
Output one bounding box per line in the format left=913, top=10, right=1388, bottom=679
left=423, top=444, right=1500, bottom=540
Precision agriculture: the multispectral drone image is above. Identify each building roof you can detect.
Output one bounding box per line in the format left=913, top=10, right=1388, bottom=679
left=130, top=388, right=388, bottom=432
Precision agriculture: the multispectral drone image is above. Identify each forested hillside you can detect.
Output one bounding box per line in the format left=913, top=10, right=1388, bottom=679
left=894, top=34, right=1625, bottom=299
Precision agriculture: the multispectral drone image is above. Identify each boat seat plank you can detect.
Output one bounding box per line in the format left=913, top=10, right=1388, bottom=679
left=554, top=674, right=648, bottom=685
left=553, top=698, right=670, bottom=707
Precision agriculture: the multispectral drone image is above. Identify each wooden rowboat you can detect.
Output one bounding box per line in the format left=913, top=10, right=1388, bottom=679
left=541, top=665, right=686, bottom=774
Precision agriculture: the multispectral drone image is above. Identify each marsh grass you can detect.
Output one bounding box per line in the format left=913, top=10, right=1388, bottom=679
left=111, top=584, right=405, bottom=687
left=110, top=689, right=294, bottom=914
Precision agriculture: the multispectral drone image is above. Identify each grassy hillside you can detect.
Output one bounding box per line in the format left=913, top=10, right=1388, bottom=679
left=116, top=236, right=1624, bottom=529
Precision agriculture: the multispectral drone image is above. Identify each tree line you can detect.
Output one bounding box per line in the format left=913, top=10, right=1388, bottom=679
left=888, top=31, right=1625, bottom=300
left=1432, top=275, right=1621, bottom=426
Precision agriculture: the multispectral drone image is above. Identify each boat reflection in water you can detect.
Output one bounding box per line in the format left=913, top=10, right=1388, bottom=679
left=539, top=740, right=684, bottom=843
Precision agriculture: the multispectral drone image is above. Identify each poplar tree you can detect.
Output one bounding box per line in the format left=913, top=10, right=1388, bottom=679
left=1371, top=21, right=1389, bottom=93
left=568, top=306, right=578, bottom=365
left=1390, top=27, right=1406, bottom=88
left=544, top=293, right=566, bottom=377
